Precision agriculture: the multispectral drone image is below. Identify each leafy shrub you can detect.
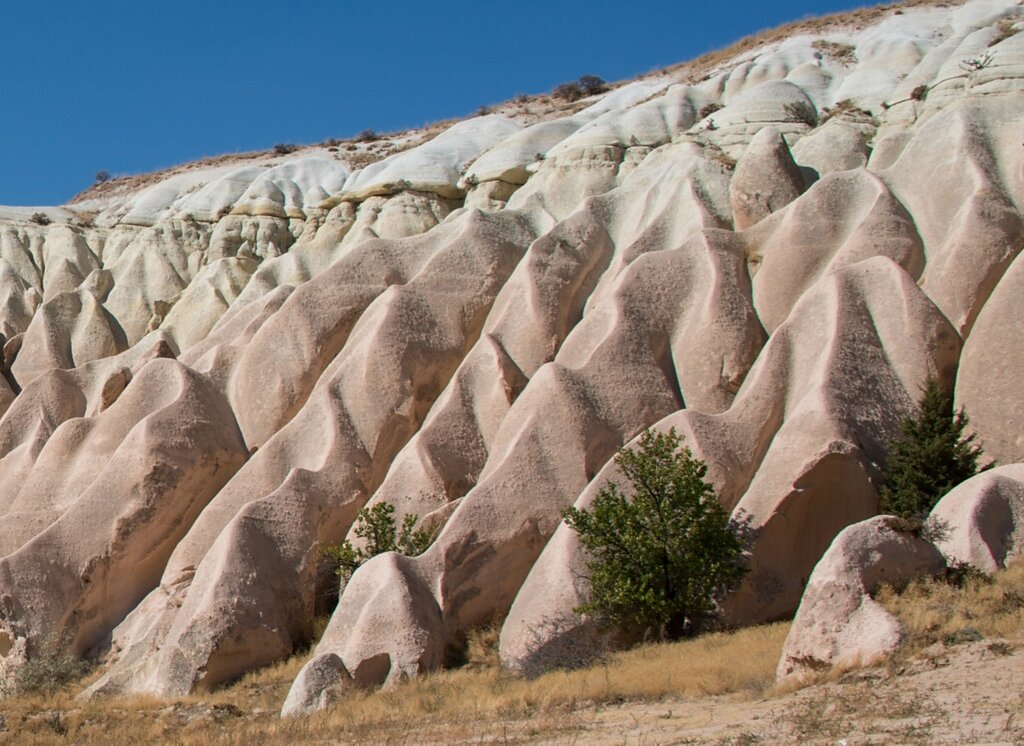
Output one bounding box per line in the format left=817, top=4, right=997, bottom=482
left=273, top=143, right=298, bottom=155
left=94, top=170, right=111, bottom=184
left=562, top=428, right=746, bottom=639
left=29, top=212, right=51, bottom=226
left=321, top=502, right=435, bottom=586
left=0, top=640, right=90, bottom=697
left=879, top=377, right=990, bottom=519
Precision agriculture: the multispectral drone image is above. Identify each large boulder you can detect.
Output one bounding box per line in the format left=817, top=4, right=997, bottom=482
left=930, top=464, right=1024, bottom=572
left=776, top=516, right=946, bottom=681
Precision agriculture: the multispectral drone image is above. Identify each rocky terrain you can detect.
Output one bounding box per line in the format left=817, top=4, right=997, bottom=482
left=0, top=0, right=1020, bottom=721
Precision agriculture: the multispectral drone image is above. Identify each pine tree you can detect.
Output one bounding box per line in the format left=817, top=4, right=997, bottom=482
left=562, top=428, right=745, bottom=639
left=879, top=377, right=990, bottom=518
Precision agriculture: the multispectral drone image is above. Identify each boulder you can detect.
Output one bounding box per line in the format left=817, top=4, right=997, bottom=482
left=776, top=516, right=946, bottom=681
left=280, top=653, right=352, bottom=717
left=930, top=464, right=1024, bottom=572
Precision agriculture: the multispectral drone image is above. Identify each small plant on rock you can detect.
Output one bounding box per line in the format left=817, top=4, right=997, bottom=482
left=879, top=377, right=990, bottom=520
left=553, top=75, right=608, bottom=102
left=321, top=502, right=435, bottom=586
left=576, top=75, right=607, bottom=96
left=562, top=428, right=746, bottom=640
left=29, top=212, right=51, bottom=226
left=0, top=638, right=91, bottom=697
left=553, top=81, right=584, bottom=102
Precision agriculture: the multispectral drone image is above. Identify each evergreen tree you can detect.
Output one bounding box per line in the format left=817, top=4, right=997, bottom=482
left=562, top=428, right=746, bottom=639
left=879, top=377, right=990, bottom=518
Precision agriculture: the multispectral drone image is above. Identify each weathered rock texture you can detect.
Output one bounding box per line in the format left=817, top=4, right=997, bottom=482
left=776, top=516, right=947, bottom=681
left=0, top=0, right=1014, bottom=715
left=931, top=464, right=1024, bottom=572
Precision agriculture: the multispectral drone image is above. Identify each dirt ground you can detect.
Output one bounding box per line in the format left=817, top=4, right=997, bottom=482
left=476, top=639, right=1024, bottom=745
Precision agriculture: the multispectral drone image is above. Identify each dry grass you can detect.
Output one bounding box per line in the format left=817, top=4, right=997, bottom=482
left=666, top=0, right=958, bottom=84
left=785, top=679, right=947, bottom=743
left=990, top=17, right=1021, bottom=46
left=877, top=557, right=1024, bottom=654
left=818, top=97, right=876, bottom=124
left=812, top=39, right=858, bottom=65
left=0, top=622, right=788, bottom=744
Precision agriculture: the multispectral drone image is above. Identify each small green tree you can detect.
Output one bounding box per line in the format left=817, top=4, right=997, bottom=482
left=562, top=428, right=746, bottom=639
left=880, top=377, right=990, bottom=518
left=322, top=502, right=434, bottom=585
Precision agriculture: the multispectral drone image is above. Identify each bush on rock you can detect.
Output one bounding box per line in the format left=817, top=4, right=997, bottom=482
left=880, top=377, right=990, bottom=519
left=322, top=502, right=435, bottom=586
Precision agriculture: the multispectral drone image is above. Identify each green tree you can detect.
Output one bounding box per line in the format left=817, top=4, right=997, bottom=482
left=562, top=428, right=746, bottom=639
left=322, top=502, right=435, bottom=585
left=880, top=377, right=990, bottom=518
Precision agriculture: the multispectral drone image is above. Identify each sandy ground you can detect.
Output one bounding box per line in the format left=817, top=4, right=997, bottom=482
left=465, top=639, right=1024, bottom=744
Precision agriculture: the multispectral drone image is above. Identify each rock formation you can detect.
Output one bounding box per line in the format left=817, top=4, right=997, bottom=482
left=0, top=0, right=1013, bottom=716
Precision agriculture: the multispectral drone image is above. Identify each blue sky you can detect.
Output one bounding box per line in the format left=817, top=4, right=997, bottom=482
left=1, top=1, right=868, bottom=205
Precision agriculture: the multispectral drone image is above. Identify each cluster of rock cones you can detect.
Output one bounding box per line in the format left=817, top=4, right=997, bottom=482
left=0, top=0, right=1019, bottom=717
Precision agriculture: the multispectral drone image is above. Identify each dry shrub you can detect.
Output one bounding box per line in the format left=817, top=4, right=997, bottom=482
left=818, top=98, right=874, bottom=124
left=812, top=39, right=858, bottom=65
left=877, top=557, right=1024, bottom=653
left=989, top=18, right=1020, bottom=46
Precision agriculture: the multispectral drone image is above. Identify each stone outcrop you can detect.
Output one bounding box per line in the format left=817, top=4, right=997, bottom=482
left=931, top=464, right=1024, bottom=572
left=776, top=516, right=947, bottom=681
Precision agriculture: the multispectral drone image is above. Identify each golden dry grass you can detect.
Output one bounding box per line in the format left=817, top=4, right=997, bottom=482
left=877, top=556, right=1024, bottom=653
left=666, top=0, right=960, bottom=84
left=0, top=622, right=788, bottom=744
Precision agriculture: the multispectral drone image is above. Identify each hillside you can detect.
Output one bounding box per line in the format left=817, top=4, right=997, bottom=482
left=0, top=0, right=1019, bottom=731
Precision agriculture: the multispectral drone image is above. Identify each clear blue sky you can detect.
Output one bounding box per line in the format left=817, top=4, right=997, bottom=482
left=1, top=0, right=870, bottom=205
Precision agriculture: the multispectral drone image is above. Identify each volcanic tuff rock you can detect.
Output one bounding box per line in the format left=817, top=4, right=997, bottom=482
left=778, top=467, right=1024, bottom=682
left=0, top=0, right=1015, bottom=714
left=775, top=516, right=947, bottom=681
